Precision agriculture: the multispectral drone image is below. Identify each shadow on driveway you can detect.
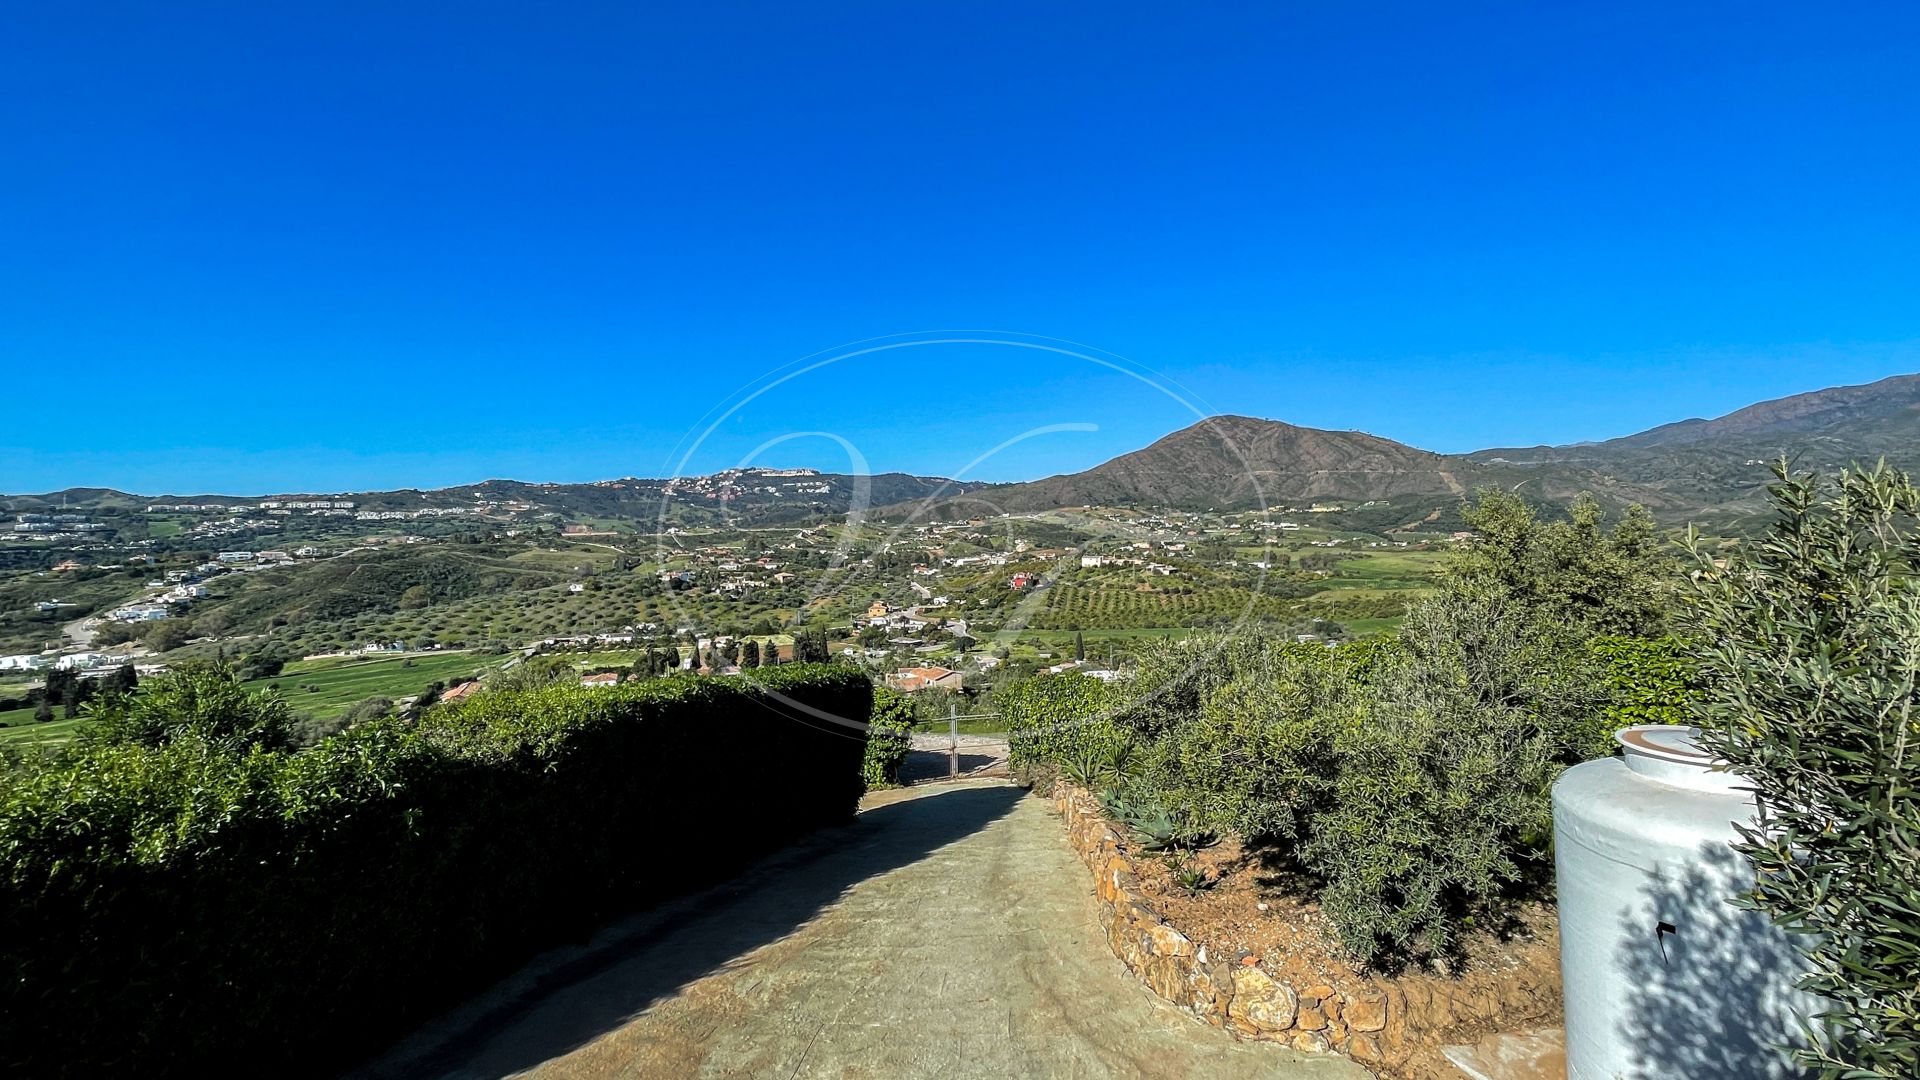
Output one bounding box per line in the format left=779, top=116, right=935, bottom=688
left=355, top=782, right=1025, bottom=1080
left=900, top=749, right=1005, bottom=782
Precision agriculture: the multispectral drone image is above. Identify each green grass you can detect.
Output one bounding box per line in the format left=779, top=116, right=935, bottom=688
left=1340, top=617, right=1405, bottom=637
left=908, top=715, right=1010, bottom=737
left=1333, top=550, right=1447, bottom=577
left=0, top=713, right=91, bottom=749
left=260, top=652, right=499, bottom=717
left=0, top=652, right=501, bottom=749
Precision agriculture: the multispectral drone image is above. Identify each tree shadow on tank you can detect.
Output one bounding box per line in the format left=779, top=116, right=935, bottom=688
left=1614, top=848, right=1813, bottom=1080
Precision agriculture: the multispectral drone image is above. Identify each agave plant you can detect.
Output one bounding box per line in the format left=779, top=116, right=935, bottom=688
left=1129, top=807, right=1181, bottom=851
left=1063, top=745, right=1108, bottom=788
left=1174, top=864, right=1212, bottom=897
left=1101, top=737, right=1143, bottom=783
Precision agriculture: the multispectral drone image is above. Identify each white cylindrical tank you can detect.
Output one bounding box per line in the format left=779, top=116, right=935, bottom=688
left=1553, top=725, right=1815, bottom=1080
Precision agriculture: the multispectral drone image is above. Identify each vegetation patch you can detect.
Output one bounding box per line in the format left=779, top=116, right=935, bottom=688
left=0, top=663, right=871, bottom=1078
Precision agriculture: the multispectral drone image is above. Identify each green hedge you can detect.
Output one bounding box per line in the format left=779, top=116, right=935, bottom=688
left=0, top=665, right=870, bottom=1077
left=861, top=686, right=916, bottom=788
left=1004, top=670, right=1121, bottom=768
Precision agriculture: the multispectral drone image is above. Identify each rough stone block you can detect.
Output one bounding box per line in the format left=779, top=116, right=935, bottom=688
left=1290, top=1031, right=1331, bottom=1054
left=1347, top=1032, right=1384, bottom=1062
left=1346, top=991, right=1387, bottom=1033
left=1146, top=923, right=1194, bottom=957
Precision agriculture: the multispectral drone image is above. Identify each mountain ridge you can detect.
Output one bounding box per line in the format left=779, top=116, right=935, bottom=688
left=7, top=374, right=1916, bottom=527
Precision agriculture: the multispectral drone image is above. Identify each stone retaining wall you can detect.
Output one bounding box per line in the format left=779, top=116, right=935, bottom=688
left=1052, top=781, right=1561, bottom=1074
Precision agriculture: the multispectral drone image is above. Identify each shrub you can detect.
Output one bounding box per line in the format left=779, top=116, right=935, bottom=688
left=0, top=664, right=870, bottom=1077
left=1447, top=489, right=1673, bottom=636
left=1003, top=670, right=1120, bottom=770
left=1013, top=601, right=1610, bottom=970
left=861, top=686, right=915, bottom=789
left=81, top=661, right=293, bottom=751
left=1299, top=596, right=1601, bottom=965
left=1155, top=641, right=1355, bottom=842
left=1586, top=634, right=1700, bottom=734
left=1687, top=462, right=1920, bottom=1080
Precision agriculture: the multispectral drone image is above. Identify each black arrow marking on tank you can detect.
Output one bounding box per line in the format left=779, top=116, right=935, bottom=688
left=1655, top=919, right=1677, bottom=964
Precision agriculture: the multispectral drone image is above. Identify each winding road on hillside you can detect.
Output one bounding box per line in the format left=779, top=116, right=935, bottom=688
left=358, top=780, right=1369, bottom=1080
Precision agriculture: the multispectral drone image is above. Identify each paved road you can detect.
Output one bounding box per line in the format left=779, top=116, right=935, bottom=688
left=360, top=780, right=1369, bottom=1080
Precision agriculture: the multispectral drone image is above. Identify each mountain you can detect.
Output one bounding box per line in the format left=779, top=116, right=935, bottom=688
left=1467, top=372, right=1920, bottom=525
left=955, top=416, right=1477, bottom=513
left=9, top=374, right=1916, bottom=532
left=893, top=372, right=1920, bottom=526
left=1595, top=372, right=1920, bottom=451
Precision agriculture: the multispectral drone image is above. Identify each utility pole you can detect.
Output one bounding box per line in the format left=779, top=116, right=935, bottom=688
left=949, top=700, right=959, bottom=780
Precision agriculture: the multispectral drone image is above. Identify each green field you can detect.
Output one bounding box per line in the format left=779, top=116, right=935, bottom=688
left=0, top=652, right=501, bottom=751
left=0, top=713, right=91, bottom=749
left=259, top=651, right=501, bottom=716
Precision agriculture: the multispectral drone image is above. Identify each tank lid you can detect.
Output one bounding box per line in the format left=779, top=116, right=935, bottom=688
left=1615, top=725, right=1746, bottom=793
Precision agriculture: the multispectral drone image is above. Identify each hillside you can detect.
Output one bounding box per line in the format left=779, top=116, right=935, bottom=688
left=903, top=374, right=1920, bottom=524
left=890, top=415, right=1660, bottom=524
left=892, top=416, right=1489, bottom=521
left=1469, top=372, right=1920, bottom=525
left=8, top=375, right=1917, bottom=533
left=2, top=469, right=982, bottom=529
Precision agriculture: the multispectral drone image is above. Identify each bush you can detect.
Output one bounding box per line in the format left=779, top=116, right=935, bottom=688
left=1586, top=634, right=1700, bottom=733
left=1003, top=670, right=1120, bottom=770
left=1687, top=462, right=1920, bottom=1080
left=862, top=686, right=915, bottom=789
left=0, top=664, right=870, bottom=1077
left=1001, top=491, right=1682, bottom=971
left=81, top=661, right=293, bottom=751
left=1298, top=597, right=1601, bottom=965
left=1447, top=489, right=1673, bottom=636
left=1153, top=640, right=1357, bottom=842
left=1010, top=602, right=1615, bottom=969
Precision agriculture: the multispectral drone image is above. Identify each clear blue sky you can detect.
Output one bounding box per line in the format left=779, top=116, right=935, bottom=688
left=4, top=2, right=1917, bottom=494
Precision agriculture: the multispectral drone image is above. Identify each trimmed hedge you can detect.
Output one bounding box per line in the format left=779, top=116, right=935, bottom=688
left=1004, top=670, right=1121, bottom=769
left=0, top=665, right=870, bottom=1077
left=861, top=686, right=916, bottom=788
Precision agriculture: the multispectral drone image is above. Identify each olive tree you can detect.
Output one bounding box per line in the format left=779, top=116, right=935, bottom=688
left=1687, top=461, right=1919, bottom=1080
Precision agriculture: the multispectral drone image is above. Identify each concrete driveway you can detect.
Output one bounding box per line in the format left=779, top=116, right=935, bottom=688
left=359, top=780, right=1370, bottom=1080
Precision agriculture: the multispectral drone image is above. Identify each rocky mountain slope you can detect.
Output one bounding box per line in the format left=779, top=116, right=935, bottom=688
left=1468, top=372, right=1920, bottom=525
left=953, top=415, right=1478, bottom=512
left=894, top=372, right=1919, bottom=526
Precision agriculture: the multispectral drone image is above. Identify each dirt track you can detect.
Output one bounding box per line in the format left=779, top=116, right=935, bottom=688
left=358, top=780, right=1369, bottom=1080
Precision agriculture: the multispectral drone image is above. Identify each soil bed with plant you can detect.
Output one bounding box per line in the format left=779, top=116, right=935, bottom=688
left=1047, top=777, right=1562, bottom=1078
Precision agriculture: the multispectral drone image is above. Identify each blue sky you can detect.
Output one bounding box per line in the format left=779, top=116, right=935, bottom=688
left=4, top=2, right=1917, bottom=494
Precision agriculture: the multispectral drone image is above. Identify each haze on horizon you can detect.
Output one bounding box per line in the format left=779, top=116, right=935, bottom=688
left=5, top=3, right=1918, bottom=494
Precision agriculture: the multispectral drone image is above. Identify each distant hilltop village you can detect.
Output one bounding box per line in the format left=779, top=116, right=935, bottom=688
left=148, top=500, right=357, bottom=512
left=148, top=500, right=501, bottom=522
left=661, top=467, right=833, bottom=500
